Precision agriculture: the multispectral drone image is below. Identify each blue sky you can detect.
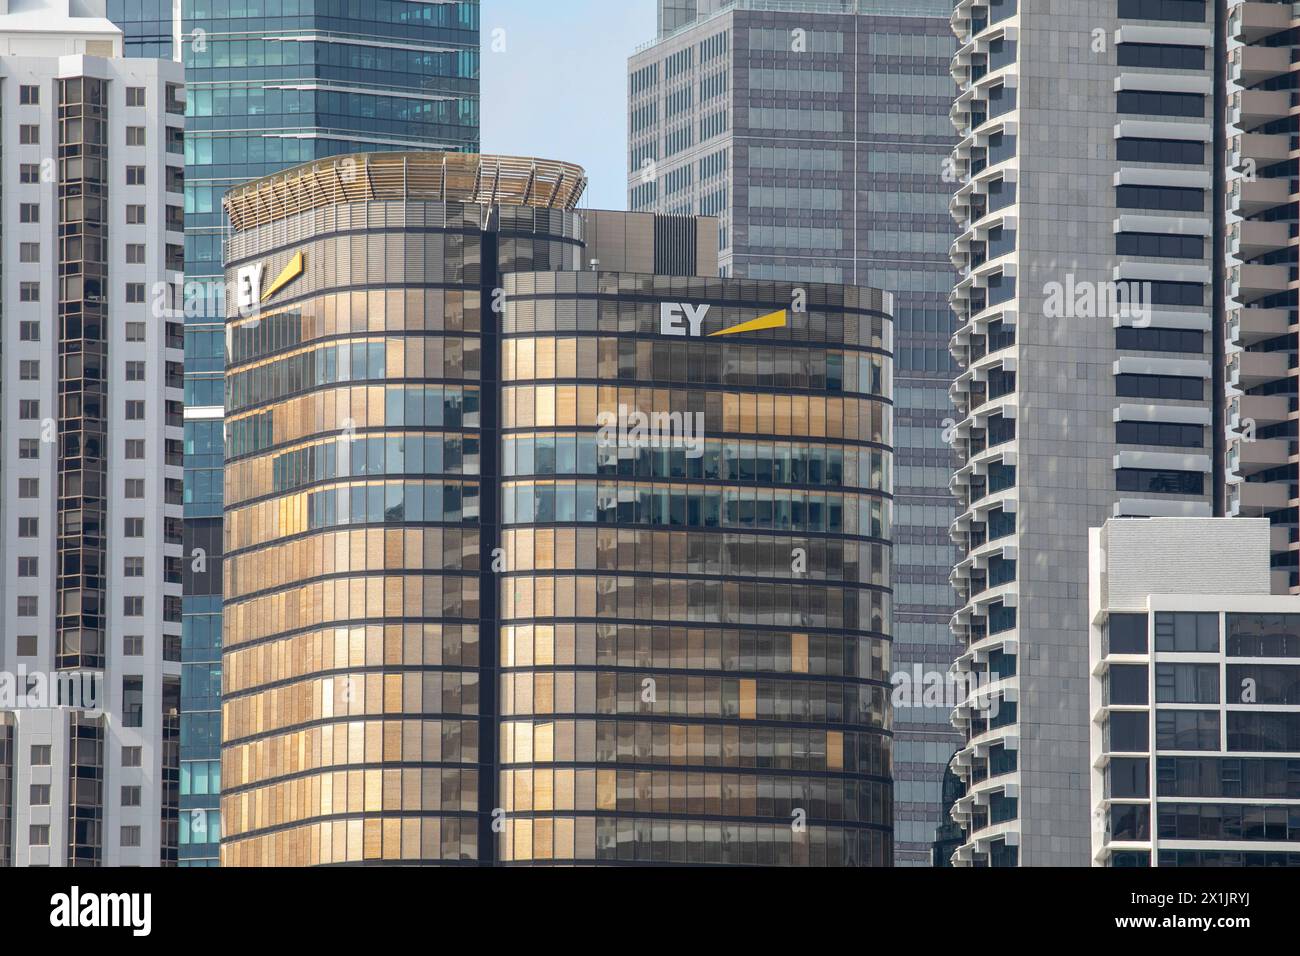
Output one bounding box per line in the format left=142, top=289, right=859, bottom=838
left=480, top=0, right=657, bottom=211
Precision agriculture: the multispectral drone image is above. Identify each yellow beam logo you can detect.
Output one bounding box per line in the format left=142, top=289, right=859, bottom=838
left=707, top=309, right=787, bottom=337
left=262, top=252, right=305, bottom=302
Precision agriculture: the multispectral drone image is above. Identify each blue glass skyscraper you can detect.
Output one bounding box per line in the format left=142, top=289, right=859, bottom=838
left=109, top=0, right=176, bottom=57
left=108, top=0, right=480, bottom=864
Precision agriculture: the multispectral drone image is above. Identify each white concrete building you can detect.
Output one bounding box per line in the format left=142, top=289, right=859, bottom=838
left=1090, top=518, right=1300, bottom=866
left=0, top=0, right=185, bottom=865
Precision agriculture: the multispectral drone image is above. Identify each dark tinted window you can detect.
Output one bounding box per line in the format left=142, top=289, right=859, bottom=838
left=1156, top=709, right=1219, bottom=750
left=1158, top=803, right=1300, bottom=842
left=1227, top=615, right=1300, bottom=657
left=1149, top=281, right=1204, bottom=307
left=1110, top=711, right=1150, bottom=752
left=1157, top=756, right=1300, bottom=799
left=1115, top=326, right=1204, bottom=354
left=1117, top=90, right=1204, bottom=118
left=1116, top=468, right=1204, bottom=495
left=1228, top=713, right=1300, bottom=753
left=1227, top=664, right=1300, bottom=705
left=1156, top=611, right=1219, bottom=652
left=1118, top=0, right=1207, bottom=22
left=1111, top=803, right=1151, bottom=841
left=1117, top=42, right=1205, bottom=70
left=1109, top=613, right=1149, bottom=654
left=1116, top=420, right=1204, bottom=448
left=1116, top=185, right=1204, bottom=212
left=1115, top=374, right=1203, bottom=401
left=1111, top=850, right=1152, bottom=867
left=1116, top=138, right=1203, bottom=164
left=1109, top=758, right=1150, bottom=798
left=1156, top=663, right=1219, bottom=704
left=1111, top=664, right=1150, bottom=705
left=1116, top=232, right=1203, bottom=259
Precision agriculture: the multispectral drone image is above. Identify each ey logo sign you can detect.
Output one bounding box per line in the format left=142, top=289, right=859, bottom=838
left=236, top=251, right=305, bottom=312
left=659, top=303, right=787, bottom=338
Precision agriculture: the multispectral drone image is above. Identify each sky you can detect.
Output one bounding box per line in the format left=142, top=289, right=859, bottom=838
left=480, top=0, right=657, bottom=211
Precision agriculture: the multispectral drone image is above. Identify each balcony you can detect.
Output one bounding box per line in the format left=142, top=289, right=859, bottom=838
left=1231, top=177, right=1291, bottom=217
left=1230, top=350, right=1290, bottom=388
left=1232, top=437, right=1292, bottom=475
left=166, top=322, right=185, bottom=351
left=950, top=336, right=971, bottom=368
left=987, top=85, right=1017, bottom=121
left=165, top=83, right=185, bottom=116
left=1230, top=219, right=1290, bottom=260
left=1235, top=393, right=1292, bottom=427
left=1232, top=263, right=1295, bottom=304
left=1231, top=89, right=1292, bottom=130
left=1231, top=306, right=1293, bottom=345
left=1228, top=1, right=1294, bottom=44
left=1230, top=42, right=1291, bottom=86
left=1233, top=132, right=1291, bottom=167
left=1234, top=480, right=1291, bottom=513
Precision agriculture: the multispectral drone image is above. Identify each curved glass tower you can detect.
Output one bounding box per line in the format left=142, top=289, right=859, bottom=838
left=496, top=273, right=896, bottom=865
left=220, top=153, right=583, bottom=865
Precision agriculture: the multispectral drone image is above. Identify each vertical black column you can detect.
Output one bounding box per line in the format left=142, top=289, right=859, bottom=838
left=55, top=77, right=109, bottom=674
left=0, top=721, right=14, bottom=867
left=477, top=222, right=501, bottom=864
left=57, top=77, right=109, bottom=867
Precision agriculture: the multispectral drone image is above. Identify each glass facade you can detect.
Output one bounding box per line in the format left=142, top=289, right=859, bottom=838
left=221, top=151, right=894, bottom=865
left=108, top=0, right=481, bottom=865
left=108, top=0, right=176, bottom=59
left=1097, top=605, right=1300, bottom=866
left=55, top=76, right=111, bottom=674
left=497, top=274, right=895, bottom=865
left=180, top=412, right=222, bottom=863
left=220, top=154, right=581, bottom=865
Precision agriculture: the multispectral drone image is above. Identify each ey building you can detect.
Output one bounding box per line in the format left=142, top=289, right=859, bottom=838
left=219, top=151, right=895, bottom=865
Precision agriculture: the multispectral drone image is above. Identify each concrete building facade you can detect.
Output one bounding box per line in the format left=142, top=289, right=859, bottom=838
left=0, top=0, right=185, bottom=865
left=1224, top=0, right=1299, bottom=593
left=1090, top=518, right=1300, bottom=866
left=945, top=0, right=1226, bottom=865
